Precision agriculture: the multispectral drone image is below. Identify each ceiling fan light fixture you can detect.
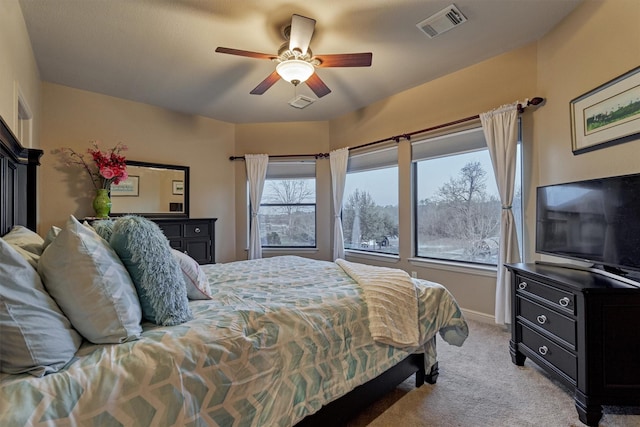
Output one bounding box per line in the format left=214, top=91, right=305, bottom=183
left=215, top=13, right=371, bottom=97
left=276, top=59, right=314, bottom=85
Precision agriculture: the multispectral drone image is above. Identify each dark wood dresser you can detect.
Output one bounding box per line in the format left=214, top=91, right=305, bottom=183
left=152, top=218, right=216, bottom=264
left=506, top=262, right=640, bottom=426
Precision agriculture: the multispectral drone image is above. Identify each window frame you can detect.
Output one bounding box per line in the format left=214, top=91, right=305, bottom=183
left=343, top=145, right=400, bottom=256
left=259, top=199, right=317, bottom=249
left=411, top=122, right=523, bottom=266
left=257, top=161, right=318, bottom=249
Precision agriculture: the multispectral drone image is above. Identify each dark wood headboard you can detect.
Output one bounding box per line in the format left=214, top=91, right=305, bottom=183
left=0, top=116, right=43, bottom=234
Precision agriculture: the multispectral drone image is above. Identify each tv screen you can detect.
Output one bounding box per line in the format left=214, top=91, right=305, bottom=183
left=536, top=173, right=640, bottom=274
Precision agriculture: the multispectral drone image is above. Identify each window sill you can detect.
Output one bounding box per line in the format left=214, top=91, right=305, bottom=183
left=408, top=257, right=497, bottom=278
left=345, top=250, right=400, bottom=264
left=262, top=247, right=319, bottom=254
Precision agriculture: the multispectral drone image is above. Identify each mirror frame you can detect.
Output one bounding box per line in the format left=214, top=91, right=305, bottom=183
left=110, top=160, right=190, bottom=218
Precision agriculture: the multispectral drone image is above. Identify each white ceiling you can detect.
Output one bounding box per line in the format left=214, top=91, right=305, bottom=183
left=19, top=0, right=582, bottom=124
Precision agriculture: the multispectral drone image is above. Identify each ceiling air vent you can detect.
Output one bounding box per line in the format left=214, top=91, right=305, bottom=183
left=416, top=4, right=467, bottom=38
left=288, top=94, right=315, bottom=109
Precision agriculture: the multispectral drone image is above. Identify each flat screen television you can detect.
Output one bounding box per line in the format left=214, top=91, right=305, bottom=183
left=536, top=173, right=640, bottom=277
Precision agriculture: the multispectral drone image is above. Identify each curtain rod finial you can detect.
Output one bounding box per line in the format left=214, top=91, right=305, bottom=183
left=519, top=97, right=544, bottom=113
left=529, top=97, right=544, bottom=106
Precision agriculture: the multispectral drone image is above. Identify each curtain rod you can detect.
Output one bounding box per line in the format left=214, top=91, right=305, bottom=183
left=229, top=96, right=544, bottom=161
left=229, top=152, right=328, bottom=161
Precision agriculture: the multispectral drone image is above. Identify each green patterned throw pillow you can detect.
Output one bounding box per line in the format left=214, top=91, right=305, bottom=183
left=110, top=215, right=193, bottom=326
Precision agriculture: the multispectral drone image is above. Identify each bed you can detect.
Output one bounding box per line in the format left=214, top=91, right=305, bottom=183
left=0, top=117, right=469, bottom=426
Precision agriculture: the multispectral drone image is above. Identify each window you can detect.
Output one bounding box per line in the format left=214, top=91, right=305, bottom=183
left=259, top=161, right=316, bottom=248
left=343, top=146, right=399, bottom=255
left=413, top=125, right=522, bottom=265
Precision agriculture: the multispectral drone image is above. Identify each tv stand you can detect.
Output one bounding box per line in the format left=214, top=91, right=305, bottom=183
left=534, top=260, right=640, bottom=288
left=601, top=264, right=627, bottom=275
left=507, top=262, right=640, bottom=426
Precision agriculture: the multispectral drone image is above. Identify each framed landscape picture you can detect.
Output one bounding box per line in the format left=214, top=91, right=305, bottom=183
left=111, top=175, right=139, bottom=197
left=172, top=180, right=184, bottom=195
left=570, top=66, right=640, bottom=154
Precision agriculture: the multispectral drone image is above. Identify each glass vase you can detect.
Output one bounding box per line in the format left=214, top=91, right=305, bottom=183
left=93, top=188, right=112, bottom=219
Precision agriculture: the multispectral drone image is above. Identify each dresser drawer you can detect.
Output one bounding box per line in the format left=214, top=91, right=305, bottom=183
left=521, top=324, right=577, bottom=382
left=157, top=223, right=182, bottom=239
left=151, top=218, right=217, bottom=264
left=508, top=263, right=640, bottom=425
left=515, top=275, right=575, bottom=314
left=518, top=297, right=576, bottom=348
left=184, top=240, right=210, bottom=263
left=168, top=240, right=183, bottom=251
left=184, top=222, right=210, bottom=238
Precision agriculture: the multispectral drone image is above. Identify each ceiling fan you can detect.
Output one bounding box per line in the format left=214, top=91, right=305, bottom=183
left=215, top=14, right=372, bottom=98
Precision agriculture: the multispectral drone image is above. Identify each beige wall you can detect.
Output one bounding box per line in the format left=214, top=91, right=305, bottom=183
left=318, top=0, right=639, bottom=320
left=0, top=0, right=40, bottom=147
left=39, top=83, right=238, bottom=263
left=233, top=121, right=331, bottom=260
left=326, top=43, right=538, bottom=318
left=531, top=0, right=640, bottom=259
left=4, top=0, right=638, bottom=320
left=328, top=43, right=538, bottom=151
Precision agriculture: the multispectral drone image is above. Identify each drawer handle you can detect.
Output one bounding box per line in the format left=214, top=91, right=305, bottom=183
left=194, top=227, right=201, bottom=233
left=184, top=250, right=188, bottom=254
left=518, top=281, right=527, bottom=290
left=536, top=315, right=547, bottom=325
left=559, top=297, right=570, bottom=307
left=538, top=346, right=548, bottom=356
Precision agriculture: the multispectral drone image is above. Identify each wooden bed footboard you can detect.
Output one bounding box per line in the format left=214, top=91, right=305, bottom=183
left=297, top=352, right=432, bottom=426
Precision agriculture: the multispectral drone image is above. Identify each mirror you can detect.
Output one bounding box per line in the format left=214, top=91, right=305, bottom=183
left=110, top=160, right=189, bottom=217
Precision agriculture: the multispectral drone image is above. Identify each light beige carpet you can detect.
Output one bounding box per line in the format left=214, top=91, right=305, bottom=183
left=348, top=319, right=640, bottom=427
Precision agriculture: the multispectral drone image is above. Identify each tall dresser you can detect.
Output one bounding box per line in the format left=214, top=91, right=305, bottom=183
left=152, top=218, right=216, bottom=264
left=506, top=262, right=640, bottom=426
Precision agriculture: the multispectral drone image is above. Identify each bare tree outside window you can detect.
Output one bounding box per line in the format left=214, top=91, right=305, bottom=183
left=427, top=161, right=500, bottom=260
left=415, top=147, right=521, bottom=264
left=259, top=178, right=316, bottom=247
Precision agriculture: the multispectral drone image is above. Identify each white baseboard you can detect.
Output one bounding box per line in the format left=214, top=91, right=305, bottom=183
left=461, top=308, right=495, bottom=325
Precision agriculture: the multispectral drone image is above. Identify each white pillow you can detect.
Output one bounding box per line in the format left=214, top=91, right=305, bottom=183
left=0, top=238, right=82, bottom=377
left=42, top=225, right=61, bottom=250
left=38, top=215, right=143, bottom=344
left=2, top=225, right=44, bottom=254
left=172, top=249, right=212, bottom=300
left=2, top=225, right=44, bottom=268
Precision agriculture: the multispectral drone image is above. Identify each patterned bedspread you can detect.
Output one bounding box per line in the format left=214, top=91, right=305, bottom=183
left=0, top=256, right=468, bottom=426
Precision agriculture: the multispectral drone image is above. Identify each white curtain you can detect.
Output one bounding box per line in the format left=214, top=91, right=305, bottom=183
left=329, top=147, right=349, bottom=261
left=480, top=102, right=521, bottom=325
left=245, top=154, right=269, bottom=260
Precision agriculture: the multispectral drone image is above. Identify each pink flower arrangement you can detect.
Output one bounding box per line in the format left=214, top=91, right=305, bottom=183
left=54, top=141, right=128, bottom=190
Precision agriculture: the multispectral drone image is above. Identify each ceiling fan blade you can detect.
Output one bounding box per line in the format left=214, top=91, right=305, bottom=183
left=250, top=71, right=281, bottom=95
left=305, top=73, right=331, bottom=98
left=215, top=47, right=276, bottom=61
left=316, top=53, right=373, bottom=67
left=289, top=14, right=316, bottom=55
